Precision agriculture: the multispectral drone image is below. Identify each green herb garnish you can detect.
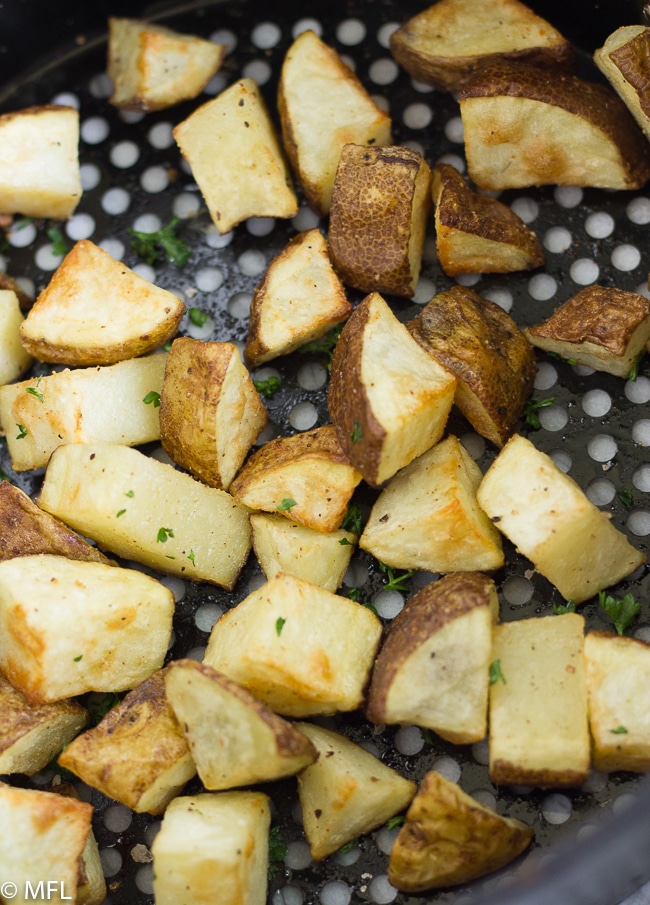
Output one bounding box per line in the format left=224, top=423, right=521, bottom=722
left=73, top=654, right=83, bottom=662
left=598, top=590, right=641, bottom=636
left=277, top=498, right=297, bottom=512
left=87, top=691, right=123, bottom=725
left=126, top=490, right=135, bottom=498
left=553, top=600, right=576, bottom=615
left=347, top=588, right=360, bottom=602
left=628, top=353, right=643, bottom=382
left=26, top=378, right=44, bottom=403
left=618, top=489, right=634, bottom=508
left=253, top=376, right=281, bottom=398
left=339, top=537, right=353, bottom=546
left=188, top=307, right=208, bottom=327
left=116, top=509, right=126, bottom=518
left=489, top=659, right=507, bottom=685
left=339, top=839, right=359, bottom=854
left=128, top=217, right=190, bottom=267
left=299, top=323, right=344, bottom=370
left=378, top=562, right=413, bottom=592
left=187, top=549, right=196, bottom=565
left=47, top=226, right=69, bottom=257
left=341, top=502, right=364, bottom=536
left=275, top=617, right=286, bottom=636
left=268, top=826, right=287, bottom=880
left=15, top=424, right=28, bottom=439
left=386, top=815, right=405, bottom=831
left=350, top=420, right=363, bottom=443
left=143, top=390, right=161, bottom=407
left=157, top=527, right=175, bottom=543
left=611, top=725, right=629, bottom=735
left=523, top=397, right=554, bottom=430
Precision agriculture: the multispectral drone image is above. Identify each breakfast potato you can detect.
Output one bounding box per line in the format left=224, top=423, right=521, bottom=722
left=174, top=78, right=298, bottom=234
left=0, top=554, right=174, bottom=703
left=328, top=144, right=432, bottom=298
left=388, top=770, right=534, bottom=892
left=489, top=613, right=590, bottom=787
left=160, top=338, right=267, bottom=490
left=366, top=572, right=498, bottom=744
left=328, top=292, right=456, bottom=486
left=0, top=105, right=81, bottom=219
left=0, top=352, right=167, bottom=472
left=277, top=29, right=392, bottom=214
left=295, top=722, right=417, bottom=860
left=595, top=26, right=650, bottom=141
left=477, top=434, right=645, bottom=602
left=389, top=0, right=574, bottom=92
left=204, top=571, right=382, bottom=717
left=152, top=791, right=270, bottom=905
left=407, top=285, right=536, bottom=447
left=37, top=443, right=252, bottom=589
left=108, top=17, right=225, bottom=111
left=19, top=239, right=186, bottom=366
left=360, top=435, right=504, bottom=573
left=58, top=671, right=196, bottom=815
left=244, top=228, right=352, bottom=367
left=0, top=288, right=33, bottom=385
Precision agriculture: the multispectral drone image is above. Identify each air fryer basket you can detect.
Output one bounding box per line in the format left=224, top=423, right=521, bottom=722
left=1, top=1, right=650, bottom=904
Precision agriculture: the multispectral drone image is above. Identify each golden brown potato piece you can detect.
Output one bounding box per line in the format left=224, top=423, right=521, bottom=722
left=407, top=285, right=536, bottom=447
left=244, top=228, right=352, bottom=367
left=108, top=17, right=225, bottom=112
left=229, top=423, right=361, bottom=533
left=388, top=770, right=534, bottom=892
left=523, top=285, right=650, bottom=378
left=58, top=671, right=196, bottom=815
left=431, top=163, right=544, bottom=276
left=328, top=292, right=456, bottom=486
left=0, top=289, right=33, bottom=385
left=595, top=26, right=650, bottom=142
left=366, top=572, right=498, bottom=744
left=459, top=60, right=650, bottom=191
left=278, top=29, right=392, bottom=214
left=389, top=0, right=573, bottom=92
left=160, top=338, right=267, bottom=490
left=328, top=144, right=432, bottom=298
left=19, top=240, right=185, bottom=366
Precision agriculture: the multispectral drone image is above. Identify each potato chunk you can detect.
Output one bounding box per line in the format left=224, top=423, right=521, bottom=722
left=0, top=289, right=33, bottom=385
left=595, top=26, right=650, bottom=142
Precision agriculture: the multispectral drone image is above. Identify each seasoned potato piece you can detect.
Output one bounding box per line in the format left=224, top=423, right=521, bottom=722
left=0, top=672, right=87, bottom=776
left=19, top=240, right=185, bottom=366
left=152, top=791, right=270, bottom=905
left=278, top=29, right=392, bottom=214
left=407, top=285, right=536, bottom=447
left=389, top=0, right=573, bottom=92
left=58, top=671, right=196, bottom=815
left=360, top=435, right=504, bottom=573
left=108, top=17, right=225, bottom=112
left=174, top=78, right=298, bottom=234
left=0, top=289, right=33, bottom=385
left=489, top=613, right=590, bottom=787
left=160, top=338, right=267, bottom=490
left=366, top=572, right=498, bottom=744
left=295, top=722, right=416, bottom=860
left=328, top=292, right=456, bottom=486
left=477, top=434, right=645, bottom=602
left=0, top=105, right=81, bottom=219
left=523, top=285, right=650, bottom=378
left=328, top=144, right=432, bottom=298
left=229, top=424, right=361, bottom=533
left=244, top=228, right=352, bottom=367
left=37, top=443, right=251, bottom=590
left=204, top=572, right=382, bottom=717
left=459, top=60, right=650, bottom=191
left=0, top=554, right=174, bottom=703
left=388, top=770, right=534, bottom=892
left=0, top=352, right=167, bottom=472
left=595, top=26, right=650, bottom=142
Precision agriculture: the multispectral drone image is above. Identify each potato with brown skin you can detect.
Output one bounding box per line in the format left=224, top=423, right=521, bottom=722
left=407, top=285, right=536, bottom=447
left=595, top=26, right=650, bottom=142
left=328, top=144, right=431, bottom=298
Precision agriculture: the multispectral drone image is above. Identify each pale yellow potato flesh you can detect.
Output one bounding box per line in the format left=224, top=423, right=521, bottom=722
left=594, top=26, right=650, bottom=141
left=0, top=289, right=33, bottom=385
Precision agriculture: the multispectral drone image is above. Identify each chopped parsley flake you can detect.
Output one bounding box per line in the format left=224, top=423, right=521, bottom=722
left=523, top=397, right=554, bottom=430
left=47, top=226, right=69, bottom=257
left=253, top=376, right=281, bottom=398
left=187, top=549, right=196, bottom=565
left=126, top=490, right=135, bottom=498
left=299, top=323, right=344, bottom=370
left=128, top=217, right=190, bottom=267
left=73, top=654, right=83, bottom=662
left=598, top=590, right=641, bottom=636
left=15, top=424, right=28, bottom=439
left=553, top=600, right=576, bottom=615
left=611, top=725, right=628, bottom=735
left=341, top=502, right=364, bottom=536
left=350, top=420, right=363, bottom=443
left=379, top=562, right=413, bottom=592
left=143, top=390, right=161, bottom=407
left=116, top=509, right=126, bottom=518
left=26, top=379, right=44, bottom=402
left=275, top=617, right=286, bottom=636
left=489, top=659, right=507, bottom=685
left=188, top=307, right=208, bottom=327
left=277, top=498, right=297, bottom=512
left=339, top=537, right=353, bottom=546
left=157, top=527, right=175, bottom=543
left=386, top=815, right=405, bottom=831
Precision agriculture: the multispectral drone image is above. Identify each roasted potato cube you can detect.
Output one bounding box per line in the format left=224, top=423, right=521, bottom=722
left=160, top=337, right=267, bottom=490
left=229, top=423, right=361, bottom=533
left=174, top=78, right=298, bottom=234
left=523, top=285, right=650, bottom=378
left=250, top=512, right=355, bottom=592
left=459, top=60, right=650, bottom=191
left=0, top=289, right=33, bottom=385
left=328, top=144, right=432, bottom=298
left=360, top=435, right=504, bottom=573
left=244, top=228, right=352, bottom=367
left=0, top=352, right=167, bottom=472
left=477, top=434, right=645, bottom=603
left=152, top=791, right=270, bottom=905
left=165, top=659, right=317, bottom=790
left=295, top=722, right=416, bottom=860
left=278, top=29, right=392, bottom=214
left=108, top=17, right=225, bottom=112
left=407, top=285, right=536, bottom=447
left=0, top=105, right=81, bottom=219
left=489, top=613, right=590, bottom=787
left=366, top=572, right=498, bottom=744
left=204, top=572, right=382, bottom=717
left=584, top=630, right=650, bottom=773
left=37, top=443, right=252, bottom=590
left=328, top=292, right=456, bottom=486
left=0, top=672, right=87, bottom=775
left=0, top=554, right=174, bottom=703
left=19, top=239, right=186, bottom=366
left=58, top=671, right=196, bottom=815
left=595, top=26, right=650, bottom=142
left=388, top=770, right=534, bottom=892
left=389, top=0, right=574, bottom=92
